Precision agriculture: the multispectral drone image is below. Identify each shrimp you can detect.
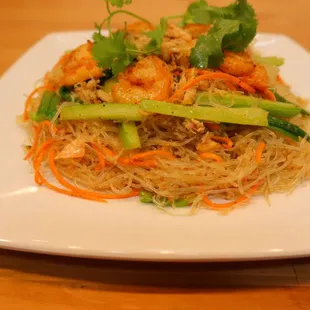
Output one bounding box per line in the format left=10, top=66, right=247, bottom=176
left=220, top=51, right=269, bottom=89
left=220, top=51, right=255, bottom=77
left=112, top=55, right=173, bottom=104
left=126, top=21, right=154, bottom=33
left=240, top=65, right=269, bottom=90
left=183, top=24, right=210, bottom=39
left=45, top=41, right=103, bottom=89
left=125, top=21, right=154, bottom=51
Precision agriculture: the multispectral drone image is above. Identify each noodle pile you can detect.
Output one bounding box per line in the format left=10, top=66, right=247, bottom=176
left=21, top=16, right=310, bottom=213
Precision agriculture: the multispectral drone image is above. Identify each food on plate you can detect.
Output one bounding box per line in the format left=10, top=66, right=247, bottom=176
left=21, top=0, right=310, bottom=212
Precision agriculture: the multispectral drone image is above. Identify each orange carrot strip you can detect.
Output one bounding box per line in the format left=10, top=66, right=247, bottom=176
left=90, top=143, right=106, bottom=169
left=211, top=136, right=233, bottom=149
left=24, top=121, right=54, bottom=160
left=199, top=152, right=223, bottom=163
left=130, top=160, right=157, bottom=167
left=255, top=141, right=266, bottom=164
left=48, top=149, right=139, bottom=199
left=184, top=72, right=255, bottom=93
left=35, top=148, right=107, bottom=202
left=169, top=71, right=255, bottom=102
left=205, top=122, right=221, bottom=131
left=130, top=150, right=175, bottom=161
left=33, top=139, right=55, bottom=185
left=203, top=180, right=262, bottom=209
left=262, top=88, right=276, bottom=101
left=100, top=145, right=117, bottom=158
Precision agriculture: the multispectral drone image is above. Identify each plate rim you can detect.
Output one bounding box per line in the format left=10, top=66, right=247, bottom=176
left=1, top=31, right=310, bottom=262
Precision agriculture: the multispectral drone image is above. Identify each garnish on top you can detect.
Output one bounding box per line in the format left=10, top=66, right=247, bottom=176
left=91, top=0, right=257, bottom=74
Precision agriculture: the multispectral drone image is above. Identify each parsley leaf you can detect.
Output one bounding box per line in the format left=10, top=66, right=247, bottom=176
left=189, top=0, right=257, bottom=68
left=104, top=0, right=132, bottom=8
left=92, top=31, right=134, bottom=75
left=190, top=19, right=240, bottom=68
left=144, top=18, right=167, bottom=54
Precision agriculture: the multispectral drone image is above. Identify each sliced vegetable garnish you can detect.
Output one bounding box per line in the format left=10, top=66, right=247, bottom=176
left=139, top=190, right=189, bottom=207
left=196, top=93, right=301, bottom=117
left=31, top=91, right=61, bottom=122
left=268, top=116, right=310, bottom=142
left=140, top=100, right=268, bottom=126
left=253, top=56, right=284, bottom=66
left=120, top=121, right=141, bottom=149
left=60, top=103, right=143, bottom=121
left=34, top=90, right=54, bottom=120
left=267, top=125, right=299, bottom=141
left=270, top=89, right=310, bottom=116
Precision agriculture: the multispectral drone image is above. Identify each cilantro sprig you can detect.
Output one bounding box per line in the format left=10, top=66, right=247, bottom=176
left=92, top=0, right=167, bottom=75
left=91, top=0, right=257, bottom=75
left=187, top=0, right=257, bottom=68
left=105, top=0, right=132, bottom=8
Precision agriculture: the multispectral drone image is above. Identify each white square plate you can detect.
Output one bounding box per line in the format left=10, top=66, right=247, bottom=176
left=0, top=31, right=309, bottom=261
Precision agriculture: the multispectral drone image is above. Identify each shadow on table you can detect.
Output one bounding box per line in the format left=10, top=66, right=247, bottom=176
left=1, top=249, right=309, bottom=291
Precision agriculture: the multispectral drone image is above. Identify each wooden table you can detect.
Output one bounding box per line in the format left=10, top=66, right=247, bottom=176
left=1, top=0, right=310, bottom=309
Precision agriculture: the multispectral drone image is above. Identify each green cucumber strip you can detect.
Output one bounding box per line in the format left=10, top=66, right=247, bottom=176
left=139, top=190, right=153, bottom=203
left=46, top=94, right=61, bottom=120
left=270, top=89, right=310, bottom=116
left=36, top=90, right=54, bottom=118
left=120, top=121, right=141, bottom=149
left=140, top=100, right=268, bottom=126
left=268, top=125, right=299, bottom=141
left=254, top=56, right=284, bottom=66
left=196, top=93, right=301, bottom=118
left=268, top=116, right=310, bottom=142
left=60, top=103, right=143, bottom=121
left=139, top=191, right=189, bottom=207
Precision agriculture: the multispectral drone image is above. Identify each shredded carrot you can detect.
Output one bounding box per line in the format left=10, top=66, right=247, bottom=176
left=224, top=80, right=237, bottom=91
left=261, top=88, right=276, bottom=101
left=203, top=180, right=262, bottom=209
left=197, top=71, right=256, bottom=93
left=211, top=136, right=233, bottom=149
left=23, top=86, right=52, bottom=120
left=24, top=121, right=55, bottom=160
left=90, top=143, right=106, bottom=169
left=130, top=150, right=175, bottom=161
left=100, top=145, right=117, bottom=158
left=205, top=122, right=221, bottom=131
left=169, top=71, right=256, bottom=102
left=255, top=141, right=266, bottom=164
left=33, top=139, right=55, bottom=185
left=92, top=145, right=160, bottom=168
left=35, top=147, right=107, bottom=202
left=199, top=152, right=223, bottom=163
left=48, top=149, right=139, bottom=199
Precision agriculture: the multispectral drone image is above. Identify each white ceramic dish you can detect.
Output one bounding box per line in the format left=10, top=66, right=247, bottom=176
left=0, top=31, right=309, bottom=261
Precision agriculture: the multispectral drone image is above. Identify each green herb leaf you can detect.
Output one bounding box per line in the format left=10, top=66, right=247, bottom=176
left=104, top=0, right=132, bottom=8
left=189, top=0, right=257, bottom=68
left=222, top=0, right=257, bottom=52
left=92, top=30, right=135, bottom=75
left=144, top=18, right=167, bottom=54
left=183, top=0, right=209, bottom=25
left=190, top=19, right=240, bottom=68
